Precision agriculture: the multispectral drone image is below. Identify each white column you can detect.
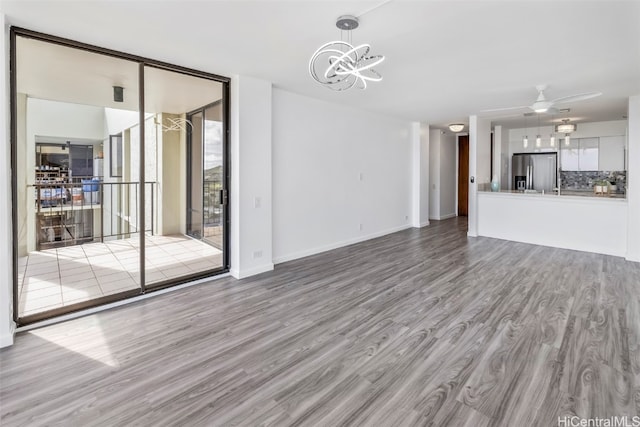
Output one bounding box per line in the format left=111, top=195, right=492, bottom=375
left=0, top=14, right=16, bottom=348
left=230, top=75, right=274, bottom=278
left=627, top=95, right=640, bottom=262
left=411, top=122, right=429, bottom=228
left=493, top=125, right=502, bottom=187
left=429, top=128, right=441, bottom=220
left=468, top=115, right=492, bottom=237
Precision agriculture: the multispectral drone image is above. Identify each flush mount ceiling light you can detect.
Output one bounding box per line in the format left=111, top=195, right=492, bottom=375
left=309, top=15, right=385, bottom=91
left=555, top=119, right=577, bottom=134
left=448, top=124, right=465, bottom=132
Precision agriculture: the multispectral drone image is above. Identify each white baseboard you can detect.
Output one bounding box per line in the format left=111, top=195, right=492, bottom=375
left=429, top=212, right=456, bottom=221
left=439, top=213, right=457, bottom=220
left=230, top=263, right=275, bottom=279
left=273, top=224, right=412, bottom=264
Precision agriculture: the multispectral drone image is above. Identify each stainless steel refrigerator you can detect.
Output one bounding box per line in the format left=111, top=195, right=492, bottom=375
left=512, top=153, right=557, bottom=192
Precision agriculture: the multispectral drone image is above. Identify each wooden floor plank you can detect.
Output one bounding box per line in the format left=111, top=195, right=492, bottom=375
left=1, top=217, right=639, bottom=426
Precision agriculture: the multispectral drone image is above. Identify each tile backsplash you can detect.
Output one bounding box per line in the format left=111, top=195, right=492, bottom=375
left=560, top=171, right=626, bottom=192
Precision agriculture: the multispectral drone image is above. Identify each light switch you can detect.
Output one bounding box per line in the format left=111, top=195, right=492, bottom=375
left=254, top=197, right=261, bottom=208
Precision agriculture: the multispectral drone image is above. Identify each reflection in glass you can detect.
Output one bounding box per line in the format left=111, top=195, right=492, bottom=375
left=143, top=66, right=225, bottom=286
left=15, top=35, right=141, bottom=318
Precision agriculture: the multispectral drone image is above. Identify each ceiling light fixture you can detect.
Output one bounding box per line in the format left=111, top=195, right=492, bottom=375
left=309, top=15, right=385, bottom=91
left=555, top=119, right=576, bottom=134
left=448, top=124, right=465, bottom=132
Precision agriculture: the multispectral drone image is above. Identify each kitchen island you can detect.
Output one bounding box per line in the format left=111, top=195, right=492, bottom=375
left=477, top=190, right=627, bottom=257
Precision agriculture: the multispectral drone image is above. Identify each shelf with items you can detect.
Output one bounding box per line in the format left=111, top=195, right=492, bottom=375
left=37, top=209, right=94, bottom=250
left=35, top=166, right=69, bottom=183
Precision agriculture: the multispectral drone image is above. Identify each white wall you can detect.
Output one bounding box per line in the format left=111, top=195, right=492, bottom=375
left=230, top=75, right=273, bottom=278
left=440, top=132, right=456, bottom=218
left=429, top=129, right=441, bottom=219
left=627, top=95, right=640, bottom=262
left=468, top=115, right=492, bottom=236
left=428, top=130, right=456, bottom=220
left=478, top=192, right=628, bottom=257
left=416, top=123, right=430, bottom=227
left=272, top=89, right=412, bottom=263
left=0, top=12, right=15, bottom=348
left=27, top=98, right=105, bottom=141
left=410, top=122, right=429, bottom=228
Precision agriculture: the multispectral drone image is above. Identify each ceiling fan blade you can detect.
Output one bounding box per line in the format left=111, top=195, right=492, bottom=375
left=479, top=105, right=528, bottom=113
left=552, top=91, right=602, bottom=104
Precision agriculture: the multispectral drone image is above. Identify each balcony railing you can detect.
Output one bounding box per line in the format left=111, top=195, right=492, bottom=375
left=31, top=180, right=155, bottom=250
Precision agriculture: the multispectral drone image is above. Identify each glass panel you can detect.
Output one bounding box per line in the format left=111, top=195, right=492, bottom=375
left=560, top=137, right=580, bottom=171
left=143, top=66, right=225, bottom=286
left=15, top=35, right=141, bottom=319
left=189, top=112, right=204, bottom=239
left=203, top=104, right=224, bottom=250
left=579, top=137, right=599, bottom=171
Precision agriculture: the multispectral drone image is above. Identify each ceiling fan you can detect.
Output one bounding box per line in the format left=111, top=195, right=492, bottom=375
left=481, top=85, right=602, bottom=114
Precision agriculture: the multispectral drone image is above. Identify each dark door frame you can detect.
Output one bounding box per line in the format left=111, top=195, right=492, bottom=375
left=10, top=27, right=231, bottom=325
left=186, top=99, right=225, bottom=247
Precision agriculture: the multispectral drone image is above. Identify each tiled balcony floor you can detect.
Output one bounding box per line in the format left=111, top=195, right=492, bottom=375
left=17, top=235, right=223, bottom=317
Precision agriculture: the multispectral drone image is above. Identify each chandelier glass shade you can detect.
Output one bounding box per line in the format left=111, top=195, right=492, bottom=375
left=555, top=122, right=576, bottom=133
left=309, top=15, right=385, bottom=91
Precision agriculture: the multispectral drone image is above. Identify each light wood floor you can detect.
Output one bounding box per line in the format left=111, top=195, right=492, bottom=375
left=1, top=218, right=639, bottom=426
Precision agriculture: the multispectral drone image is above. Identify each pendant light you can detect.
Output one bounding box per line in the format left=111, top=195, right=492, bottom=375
left=549, top=113, right=555, bottom=147
left=564, top=134, right=571, bottom=146
left=309, top=15, right=385, bottom=91
left=535, top=115, right=541, bottom=148
left=523, top=115, right=528, bottom=148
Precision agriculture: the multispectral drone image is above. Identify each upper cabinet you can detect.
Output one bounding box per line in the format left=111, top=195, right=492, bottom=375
left=560, top=136, right=625, bottom=171
left=598, top=135, right=625, bottom=171
left=579, top=138, right=599, bottom=171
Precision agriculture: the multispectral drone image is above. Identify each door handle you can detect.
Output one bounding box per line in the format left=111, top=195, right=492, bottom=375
left=219, top=189, right=228, bottom=206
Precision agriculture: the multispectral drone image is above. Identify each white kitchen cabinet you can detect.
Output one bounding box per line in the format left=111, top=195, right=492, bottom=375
left=560, top=138, right=580, bottom=171
left=579, top=138, right=599, bottom=171
left=598, top=135, right=625, bottom=171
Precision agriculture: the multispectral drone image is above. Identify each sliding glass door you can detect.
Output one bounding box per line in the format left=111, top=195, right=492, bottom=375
left=143, top=66, right=226, bottom=287
left=11, top=28, right=229, bottom=325
left=187, top=102, right=225, bottom=251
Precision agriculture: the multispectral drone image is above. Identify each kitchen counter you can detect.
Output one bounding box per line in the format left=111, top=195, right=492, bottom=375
left=479, top=189, right=626, bottom=200
left=476, top=190, right=627, bottom=257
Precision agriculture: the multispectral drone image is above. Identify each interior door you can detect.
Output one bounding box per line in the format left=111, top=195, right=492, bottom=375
left=458, top=135, right=469, bottom=216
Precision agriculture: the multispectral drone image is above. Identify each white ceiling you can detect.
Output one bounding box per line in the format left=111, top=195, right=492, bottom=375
left=16, top=37, right=223, bottom=114
left=4, top=0, right=640, bottom=130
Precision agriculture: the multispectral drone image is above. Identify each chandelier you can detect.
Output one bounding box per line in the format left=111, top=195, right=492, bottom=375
left=309, top=15, right=385, bottom=91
